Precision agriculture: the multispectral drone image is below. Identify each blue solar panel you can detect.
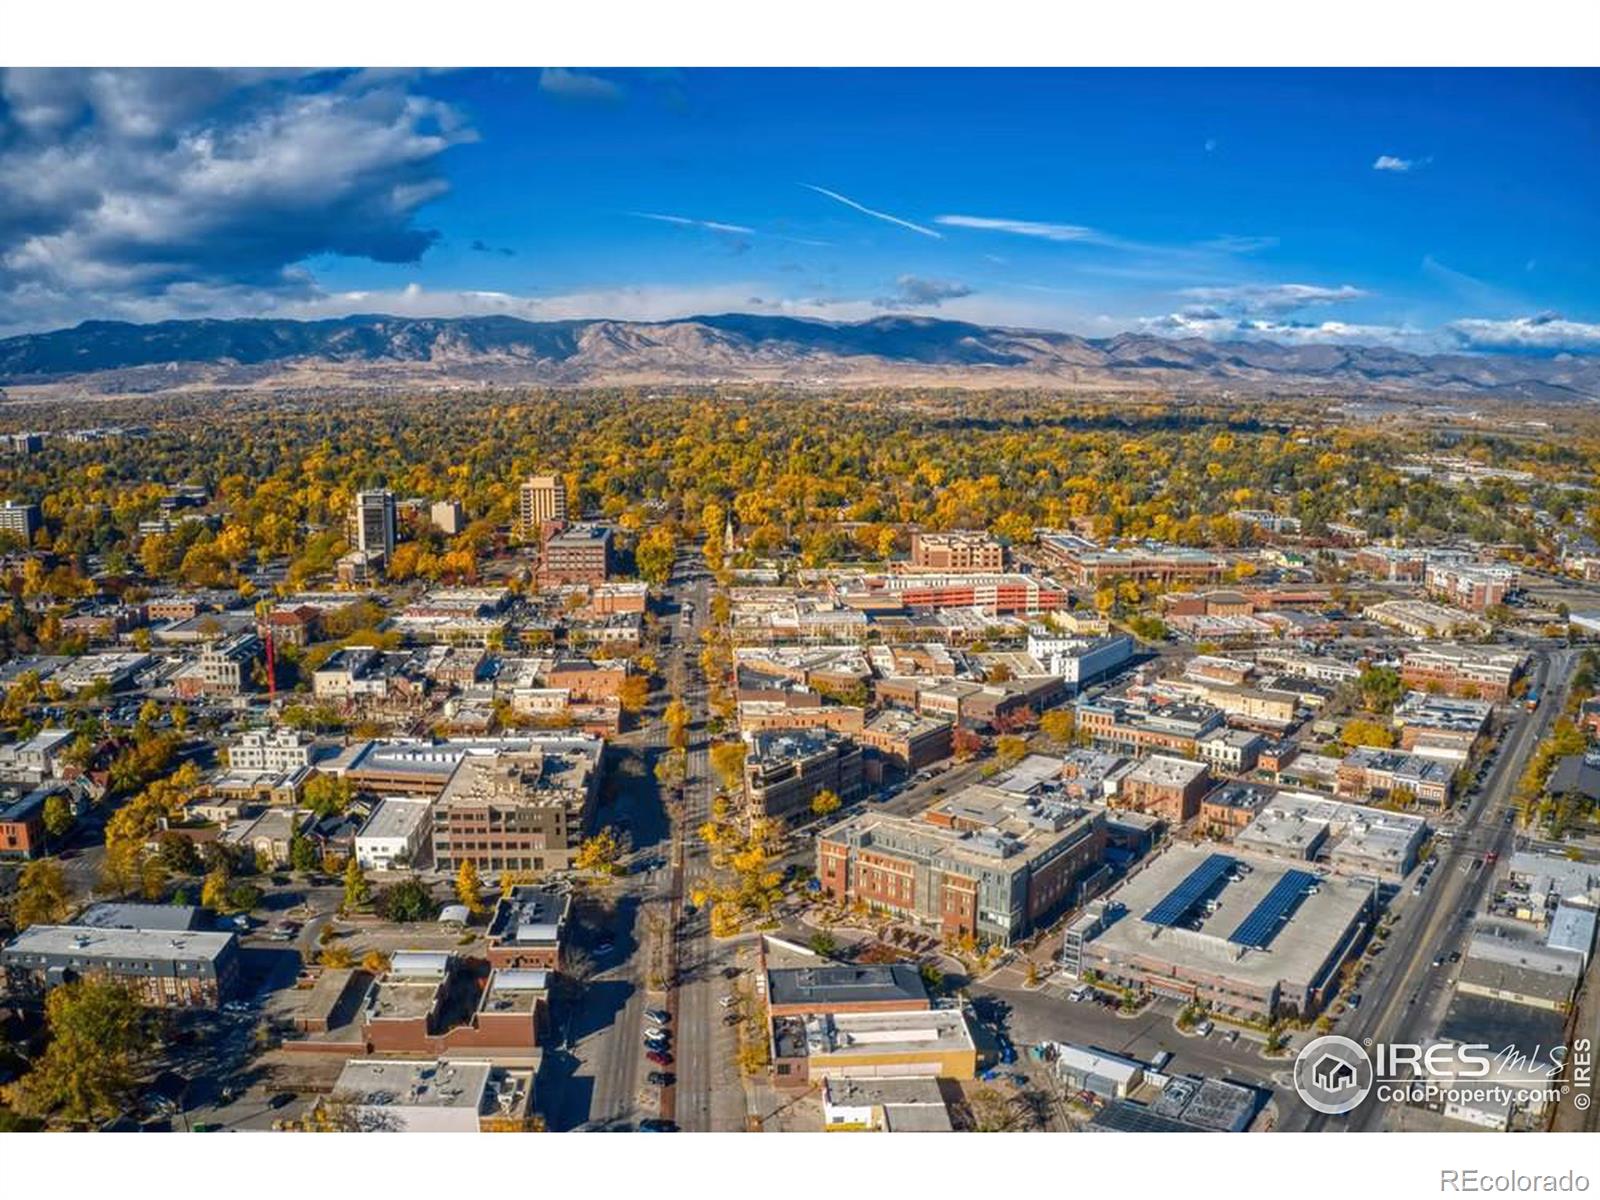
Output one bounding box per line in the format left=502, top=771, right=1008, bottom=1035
left=1228, top=870, right=1319, bottom=948
left=1143, top=853, right=1235, bottom=927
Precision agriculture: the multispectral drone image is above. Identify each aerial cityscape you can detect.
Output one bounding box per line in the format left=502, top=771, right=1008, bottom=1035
left=0, top=63, right=1597, bottom=1139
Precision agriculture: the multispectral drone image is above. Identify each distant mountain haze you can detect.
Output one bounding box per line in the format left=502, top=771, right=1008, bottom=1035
left=1, top=314, right=1594, bottom=402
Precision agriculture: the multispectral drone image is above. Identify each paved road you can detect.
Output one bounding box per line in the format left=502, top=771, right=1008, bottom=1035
left=1292, top=647, right=1579, bottom=1132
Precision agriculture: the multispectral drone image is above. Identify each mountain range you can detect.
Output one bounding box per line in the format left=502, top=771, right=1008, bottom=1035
left=1, top=313, right=1595, bottom=402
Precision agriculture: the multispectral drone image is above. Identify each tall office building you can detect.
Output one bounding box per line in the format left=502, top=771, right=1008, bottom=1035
left=519, top=474, right=567, bottom=537
left=0, top=501, right=40, bottom=542
left=350, top=489, right=397, bottom=561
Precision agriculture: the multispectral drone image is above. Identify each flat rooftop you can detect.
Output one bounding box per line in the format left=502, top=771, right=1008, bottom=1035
left=334, top=1058, right=491, bottom=1111
left=1086, top=843, right=1373, bottom=990
left=767, top=963, right=929, bottom=1009
left=2, top=924, right=235, bottom=967
left=357, top=797, right=432, bottom=842
left=487, top=885, right=570, bottom=945
left=810, top=1008, right=973, bottom=1057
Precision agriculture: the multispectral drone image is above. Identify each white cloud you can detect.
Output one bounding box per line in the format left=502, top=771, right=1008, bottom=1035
left=1446, top=313, right=1600, bottom=353
left=1140, top=309, right=1433, bottom=350
left=632, top=212, right=755, bottom=235
left=934, top=214, right=1099, bottom=242
left=538, top=68, right=624, bottom=104
left=0, top=68, right=473, bottom=332
left=1373, top=155, right=1414, bottom=171
left=1179, top=282, right=1367, bottom=316
left=873, top=275, right=975, bottom=309
left=804, top=185, right=941, bottom=239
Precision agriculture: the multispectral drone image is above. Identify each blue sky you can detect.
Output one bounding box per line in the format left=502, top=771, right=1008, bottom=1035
left=2, top=68, right=1597, bottom=351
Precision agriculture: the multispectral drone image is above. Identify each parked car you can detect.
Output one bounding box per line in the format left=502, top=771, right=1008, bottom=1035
left=646, top=1050, right=673, bottom=1067
left=267, top=1092, right=297, bottom=1110
left=647, top=1071, right=675, bottom=1087
left=638, top=1118, right=678, bottom=1132
left=719, top=994, right=739, bottom=1008
left=645, top=1008, right=671, bottom=1025
left=1150, top=1050, right=1173, bottom=1071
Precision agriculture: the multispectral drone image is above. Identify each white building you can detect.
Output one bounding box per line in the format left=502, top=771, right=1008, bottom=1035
left=227, top=728, right=317, bottom=773
left=355, top=798, right=432, bottom=870
left=1025, top=631, right=1134, bottom=689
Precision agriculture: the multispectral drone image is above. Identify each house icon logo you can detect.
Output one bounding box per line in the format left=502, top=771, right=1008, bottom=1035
left=1311, top=1053, right=1356, bottom=1091
left=1294, top=1035, right=1373, bottom=1115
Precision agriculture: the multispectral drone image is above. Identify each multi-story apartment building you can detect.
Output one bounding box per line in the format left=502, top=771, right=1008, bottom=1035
left=430, top=499, right=464, bottom=536
left=1074, top=697, right=1225, bottom=757
left=856, top=710, right=953, bottom=773
left=350, top=489, right=397, bottom=562
left=744, top=729, right=863, bottom=820
left=1117, top=754, right=1213, bottom=823
left=2, top=921, right=240, bottom=1008
left=432, top=743, right=602, bottom=874
left=518, top=473, right=568, bottom=537
left=538, top=523, right=612, bottom=585
left=907, top=531, right=1003, bottom=572
left=0, top=500, right=41, bottom=542
left=1336, top=746, right=1455, bottom=809
left=817, top=784, right=1107, bottom=945
left=186, top=632, right=261, bottom=697
left=1354, top=545, right=1428, bottom=581
left=1400, top=645, right=1525, bottom=702
left=1425, top=561, right=1514, bottom=612
left=227, top=728, right=317, bottom=773
left=1025, top=630, right=1134, bottom=689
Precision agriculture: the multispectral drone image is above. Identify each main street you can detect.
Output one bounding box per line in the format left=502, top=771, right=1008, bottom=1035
left=657, top=549, right=746, bottom=1132
left=1291, top=646, right=1581, bottom=1132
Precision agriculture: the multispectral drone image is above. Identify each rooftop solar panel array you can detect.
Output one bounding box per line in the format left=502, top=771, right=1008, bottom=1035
left=1143, top=853, right=1235, bottom=927
left=1228, top=869, right=1319, bottom=948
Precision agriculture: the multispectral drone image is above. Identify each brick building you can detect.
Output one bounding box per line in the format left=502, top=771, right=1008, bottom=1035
left=817, top=784, right=1106, bottom=945
left=908, top=531, right=1003, bottom=573
left=1117, top=755, right=1213, bottom=824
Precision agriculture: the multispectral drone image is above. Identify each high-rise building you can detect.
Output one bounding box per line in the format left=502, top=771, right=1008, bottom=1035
left=519, top=474, right=567, bottom=537
left=430, top=499, right=464, bottom=536
left=351, top=490, right=397, bottom=561
left=0, top=500, right=40, bottom=542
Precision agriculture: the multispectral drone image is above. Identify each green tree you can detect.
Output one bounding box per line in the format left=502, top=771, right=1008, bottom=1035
left=1357, top=666, right=1404, bottom=714
left=13, top=858, right=73, bottom=930
left=374, top=877, right=437, bottom=923
left=10, top=979, right=157, bottom=1125
left=289, top=832, right=320, bottom=874
left=41, top=792, right=75, bottom=842
left=155, top=831, right=201, bottom=875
